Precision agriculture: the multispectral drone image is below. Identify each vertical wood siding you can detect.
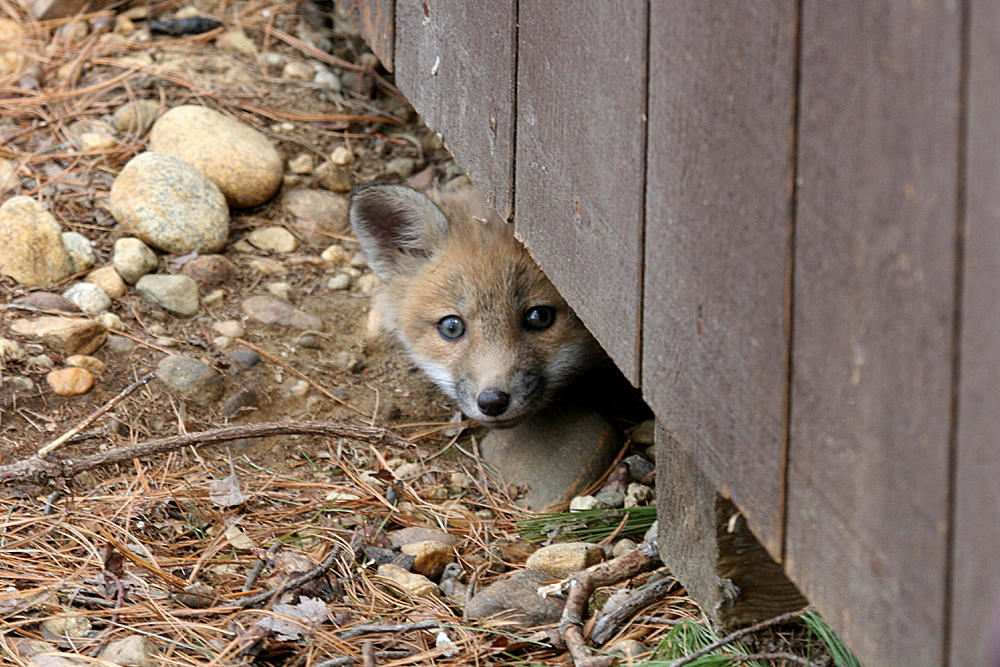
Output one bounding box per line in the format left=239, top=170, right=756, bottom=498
left=643, top=1, right=797, bottom=559
left=787, top=3, right=960, bottom=664
left=514, top=0, right=647, bottom=383
left=394, top=0, right=516, bottom=214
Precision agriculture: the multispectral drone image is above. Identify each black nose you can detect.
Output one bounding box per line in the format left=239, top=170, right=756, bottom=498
left=476, top=389, right=510, bottom=416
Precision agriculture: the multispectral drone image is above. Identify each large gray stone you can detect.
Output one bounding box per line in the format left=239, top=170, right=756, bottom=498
left=465, top=570, right=563, bottom=628
left=479, top=404, right=621, bottom=511
left=110, top=152, right=229, bottom=254
left=156, top=355, right=224, bottom=406
left=136, top=274, right=200, bottom=318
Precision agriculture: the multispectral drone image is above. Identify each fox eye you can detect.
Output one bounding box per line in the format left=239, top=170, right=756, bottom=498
left=523, top=306, right=555, bottom=331
left=437, top=315, right=466, bottom=341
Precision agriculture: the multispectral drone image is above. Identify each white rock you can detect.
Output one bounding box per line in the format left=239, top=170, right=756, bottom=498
left=63, top=282, right=111, bottom=313
left=61, top=232, right=95, bottom=272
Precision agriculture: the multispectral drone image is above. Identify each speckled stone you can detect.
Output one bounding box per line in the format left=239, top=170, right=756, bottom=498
left=155, top=355, right=224, bottom=406
left=0, top=196, right=73, bottom=286
left=110, top=152, right=229, bottom=254
left=149, top=105, right=283, bottom=207
left=112, top=237, right=158, bottom=284
left=136, top=274, right=200, bottom=317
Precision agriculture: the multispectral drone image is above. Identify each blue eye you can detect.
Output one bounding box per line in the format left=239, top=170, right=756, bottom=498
left=437, top=315, right=466, bottom=340
left=524, top=306, right=555, bottom=331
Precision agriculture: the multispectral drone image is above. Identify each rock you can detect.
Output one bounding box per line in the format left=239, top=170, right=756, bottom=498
left=287, top=153, right=314, bottom=175
left=105, top=335, right=134, bottom=354
left=465, top=570, right=563, bottom=627
left=624, top=483, right=654, bottom=508
left=136, top=274, right=200, bottom=317
left=78, top=131, right=116, bottom=152
left=112, top=237, right=158, bottom=284
left=66, top=355, right=105, bottom=374
left=10, top=317, right=106, bottom=355
left=313, top=68, right=341, bottom=91
left=215, top=28, right=254, bottom=55
left=327, top=274, right=351, bottom=290
left=84, top=266, right=126, bottom=298
left=393, top=461, right=421, bottom=479
left=98, top=635, right=158, bottom=667
left=321, top=244, right=348, bottom=264
left=525, top=542, right=605, bottom=578
left=220, top=389, right=258, bottom=417
left=388, top=527, right=460, bottom=548
left=28, top=354, right=54, bottom=369
left=62, top=282, right=111, bottom=314
left=242, top=295, right=321, bottom=330
left=247, top=226, right=297, bottom=253
left=46, top=367, right=94, bottom=396
left=384, top=157, right=416, bottom=179
left=377, top=563, right=438, bottom=597
left=265, top=281, right=292, bottom=299
left=112, top=99, right=162, bottom=134
left=149, top=105, right=283, bottom=207
left=479, top=404, right=621, bottom=511
left=281, top=61, right=314, bottom=80
left=623, top=454, right=654, bottom=483
left=98, top=313, right=124, bottom=331
left=0, top=19, right=25, bottom=75
left=594, top=487, right=625, bottom=509
left=400, top=540, right=454, bottom=581
left=110, top=152, right=229, bottom=254
left=156, top=355, right=224, bottom=406
left=228, top=348, right=260, bottom=369
left=60, top=232, right=95, bottom=272
left=0, top=196, right=73, bottom=286
left=606, top=639, right=647, bottom=660
left=612, top=538, right=638, bottom=559
left=569, top=495, right=600, bottom=512
left=349, top=252, right=368, bottom=268
left=314, top=161, right=353, bottom=192
left=246, top=257, right=286, bottom=275
left=40, top=615, right=92, bottom=640
left=282, top=189, right=349, bottom=244
left=212, top=319, right=244, bottom=338
left=631, top=419, right=655, bottom=446
left=0, top=157, right=18, bottom=193
left=178, top=254, right=233, bottom=288
left=0, top=337, right=26, bottom=362
left=329, top=145, right=354, bottom=165
left=13, top=292, right=80, bottom=313
left=201, top=289, right=224, bottom=308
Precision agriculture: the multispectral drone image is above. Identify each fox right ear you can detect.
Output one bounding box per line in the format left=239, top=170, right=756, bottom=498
left=349, top=183, right=450, bottom=280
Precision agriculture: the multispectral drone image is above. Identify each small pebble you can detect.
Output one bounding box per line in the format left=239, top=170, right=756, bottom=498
left=525, top=542, right=606, bottom=578
left=113, top=237, right=158, bottom=284
left=63, top=282, right=111, bottom=313
left=357, top=273, right=379, bottom=295
left=321, top=244, right=349, bottom=264
left=329, top=146, right=354, bottom=165
left=288, top=153, right=314, bottom=174
left=377, top=563, right=438, bottom=597
left=47, top=367, right=94, bottom=396
left=265, top=281, right=292, bottom=299
left=202, top=288, right=224, bottom=307
left=136, top=274, right=200, bottom=317
left=85, top=265, right=127, bottom=298
left=327, top=274, right=351, bottom=290
left=212, top=319, right=244, bottom=338
left=66, top=355, right=106, bottom=374
left=314, top=68, right=342, bottom=91
left=61, top=231, right=95, bottom=272
left=229, top=348, right=260, bottom=369
left=314, top=161, right=353, bottom=192
left=247, top=226, right=298, bottom=253
left=400, top=540, right=454, bottom=581
left=624, top=482, right=654, bottom=508
left=282, top=61, right=314, bottom=80
left=155, top=355, right=224, bottom=406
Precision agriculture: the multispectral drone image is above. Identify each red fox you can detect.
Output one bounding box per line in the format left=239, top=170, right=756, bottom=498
left=349, top=183, right=603, bottom=427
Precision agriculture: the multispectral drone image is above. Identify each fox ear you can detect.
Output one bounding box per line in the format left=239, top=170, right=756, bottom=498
left=349, top=183, right=450, bottom=280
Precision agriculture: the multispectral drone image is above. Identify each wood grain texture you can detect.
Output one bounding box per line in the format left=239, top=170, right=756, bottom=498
left=788, top=3, right=960, bottom=665
left=951, top=2, right=1000, bottom=663
left=394, top=0, right=515, bottom=214
left=655, top=424, right=805, bottom=630
left=515, top=0, right=646, bottom=384
left=642, top=1, right=797, bottom=558
left=340, top=0, right=394, bottom=71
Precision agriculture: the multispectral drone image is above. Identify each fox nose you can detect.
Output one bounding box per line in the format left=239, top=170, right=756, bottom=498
left=476, top=389, right=510, bottom=416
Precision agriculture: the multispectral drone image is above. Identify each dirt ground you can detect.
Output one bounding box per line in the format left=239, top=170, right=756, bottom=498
left=0, top=2, right=837, bottom=665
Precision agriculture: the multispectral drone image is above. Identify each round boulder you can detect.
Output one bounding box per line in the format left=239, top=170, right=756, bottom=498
left=149, top=105, right=283, bottom=207
left=110, top=152, right=229, bottom=254
left=0, top=196, right=73, bottom=286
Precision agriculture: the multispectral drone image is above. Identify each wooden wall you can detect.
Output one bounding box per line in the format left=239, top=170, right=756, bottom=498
left=353, top=1, right=1000, bottom=664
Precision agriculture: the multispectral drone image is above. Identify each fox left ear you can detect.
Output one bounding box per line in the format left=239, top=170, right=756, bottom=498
left=349, top=183, right=450, bottom=280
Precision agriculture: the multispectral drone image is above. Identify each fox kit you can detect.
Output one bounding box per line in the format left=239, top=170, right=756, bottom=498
left=349, top=183, right=603, bottom=427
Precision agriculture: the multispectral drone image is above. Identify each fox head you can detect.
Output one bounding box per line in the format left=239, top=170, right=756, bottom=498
left=349, top=183, right=602, bottom=427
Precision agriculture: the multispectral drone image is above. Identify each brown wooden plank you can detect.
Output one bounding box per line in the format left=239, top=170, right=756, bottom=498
left=951, top=3, right=1000, bottom=663
left=643, top=1, right=797, bottom=558
left=514, top=0, right=646, bottom=384
left=788, top=3, right=960, bottom=665
left=340, top=0, right=394, bottom=71
left=394, top=0, right=515, bottom=214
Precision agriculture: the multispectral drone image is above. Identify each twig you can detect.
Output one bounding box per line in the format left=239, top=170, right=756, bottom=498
left=37, top=371, right=155, bottom=458
left=238, top=547, right=340, bottom=608
left=590, top=575, right=677, bottom=645
left=547, top=541, right=662, bottom=667
left=361, top=641, right=374, bottom=667
left=243, top=541, right=283, bottom=592
left=0, top=421, right=413, bottom=487
left=668, top=609, right=809, bottom=667
left=336, top=619, right=440, bottom=640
